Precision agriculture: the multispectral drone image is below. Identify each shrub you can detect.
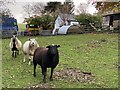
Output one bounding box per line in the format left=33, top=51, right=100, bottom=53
left=29, top=15, right=54, bottom=30
left=38, top=15, right=54, bottom=30
left=75, top=13, right=102, bottom=32
left=75, top=13, right=102, bottom=25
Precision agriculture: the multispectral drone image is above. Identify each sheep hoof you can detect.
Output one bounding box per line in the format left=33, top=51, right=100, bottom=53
left=33, top=74, right=36, bottom=77
left=43, top=80, right=46, bottom=83
left=50, top=78, right=53, bottom=81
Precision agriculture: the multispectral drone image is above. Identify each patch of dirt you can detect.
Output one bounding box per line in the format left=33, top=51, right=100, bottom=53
left=28, top=68, right=95, bottom=89
left=53, top=68, right=95, bottom=83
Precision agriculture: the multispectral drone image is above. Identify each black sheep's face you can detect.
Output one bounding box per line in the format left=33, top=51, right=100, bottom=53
left=46, top=45, right=60, bottom=55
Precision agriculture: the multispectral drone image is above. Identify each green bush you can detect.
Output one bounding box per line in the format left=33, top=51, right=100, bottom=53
left=75, top=13, right=102, bottom=30
left=30, top=15, right=54, bottom=30
left=75, top=13, right=102, bottom=25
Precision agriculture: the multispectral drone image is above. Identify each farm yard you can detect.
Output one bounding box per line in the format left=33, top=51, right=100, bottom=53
left=1, top=0, right=119, bottom=89
left=2, top=33, right=118, bottom=88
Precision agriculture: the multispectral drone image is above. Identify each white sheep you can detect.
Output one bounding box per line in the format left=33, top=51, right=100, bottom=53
left=9, top=35, right=22, bottom=57
left=23, top=38, right=39, bottom=65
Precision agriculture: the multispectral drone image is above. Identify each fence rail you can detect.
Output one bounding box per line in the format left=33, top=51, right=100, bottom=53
left=0, top=30, right=17, bottom=38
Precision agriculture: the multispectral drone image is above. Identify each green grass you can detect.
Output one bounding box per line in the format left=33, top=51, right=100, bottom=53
left=18, top=23, right=26, bottom=32
left=2, top=34, right=118, bottom=88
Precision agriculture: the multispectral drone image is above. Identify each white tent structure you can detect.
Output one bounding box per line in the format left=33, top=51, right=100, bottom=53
left=52, top=14, right=79, bottom=35
left=52, top=15, right=64, bottom=34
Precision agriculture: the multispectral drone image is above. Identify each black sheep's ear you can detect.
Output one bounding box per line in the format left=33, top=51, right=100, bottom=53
left=46, top=45, right=50, bottom=48
left=29, top=38, right=31, bottom=41
left=56, top=45, right=60, bottom=48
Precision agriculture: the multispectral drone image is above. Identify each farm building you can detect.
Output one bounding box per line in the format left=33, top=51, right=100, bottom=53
left=102, top=12, right=120, bottom=31
left=52, top=14, right=81, bottom=35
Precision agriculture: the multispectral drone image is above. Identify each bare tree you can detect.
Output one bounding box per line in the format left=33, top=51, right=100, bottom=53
left=59, top=0, right=74, bottom=14
left=76, top=3, right=89, bottom=14
left=0, top=0, right=15, bottom=6
left=0, top=9, right=12, bottom=16
left=23, top=3, right=33, bottom=18
left=0, top=0, right=15, bottom=17
left=31, top=2, right=45, bottom=16
left=75, top=0, right=93, bottom=14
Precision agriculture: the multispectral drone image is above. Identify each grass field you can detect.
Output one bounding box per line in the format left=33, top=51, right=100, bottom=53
left=18, top=23, right=26, bottom=32
left=2, top=34, right=118, bottom=88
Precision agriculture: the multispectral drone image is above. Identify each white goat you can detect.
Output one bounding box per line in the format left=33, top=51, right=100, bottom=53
left=9, top=35, right=22, bottom=57
left=23, top=38, right=39, bottom=65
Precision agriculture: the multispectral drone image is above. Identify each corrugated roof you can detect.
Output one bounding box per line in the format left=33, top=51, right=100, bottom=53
left=103, top=12, right=120, bottom=17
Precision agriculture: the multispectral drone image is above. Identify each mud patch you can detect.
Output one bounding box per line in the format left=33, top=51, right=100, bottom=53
left=54, top=68, right=95, bottom=83
left=28, top=68, right=95, bottom=88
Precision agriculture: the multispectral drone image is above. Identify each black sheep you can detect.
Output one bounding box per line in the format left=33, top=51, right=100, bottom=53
left=11, top=36, right=19, bottom=57
left=9, top=35, right=22, bottom=58
left=33, top=44, right=60, bottom=83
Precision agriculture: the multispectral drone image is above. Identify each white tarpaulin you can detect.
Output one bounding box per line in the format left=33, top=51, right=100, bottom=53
left=58, top=25, right=72, bottom=34
left=55, top=16, right=64, bottom=29
left=52, top=16, right=64, bottom=34
left=52, top=14, right=79, bottom=35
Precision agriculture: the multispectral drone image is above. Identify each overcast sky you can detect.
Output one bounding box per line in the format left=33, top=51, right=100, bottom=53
left=7, top=0, right=97, bottom=23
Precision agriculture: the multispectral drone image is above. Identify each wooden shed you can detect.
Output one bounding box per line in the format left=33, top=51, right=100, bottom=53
left=102, top=12, right=120, bottom=30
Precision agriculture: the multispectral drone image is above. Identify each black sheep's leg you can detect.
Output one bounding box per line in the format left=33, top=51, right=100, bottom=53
left=17, top=50, right=19, bottom=55
left=33, top=63, right=37, bottom=77
left=12, top=51, right=14, bottom=57
left=12, top=51, right=15, bottom=57
left=42, top=67, right=47, bottom=83
left=15, top=51, right=17, bottom=58
left=50, top=68, right=54, bottom=81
